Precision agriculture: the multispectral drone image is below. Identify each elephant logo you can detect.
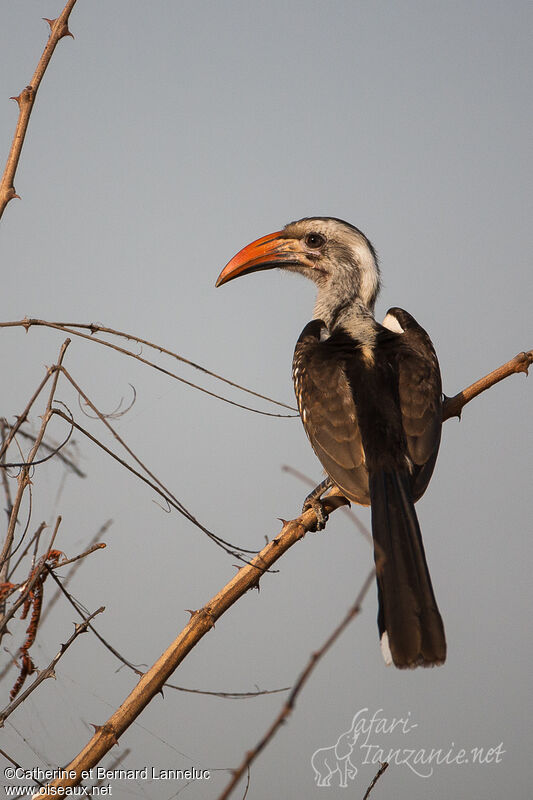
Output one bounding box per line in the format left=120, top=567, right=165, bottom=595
left=311, top=714, right=361, bottom=787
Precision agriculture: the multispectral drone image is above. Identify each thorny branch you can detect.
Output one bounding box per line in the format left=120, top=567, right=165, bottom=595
left=0, top=2, right=77, bottom=219
left=442, top=349, right=532, bottom=420
left=0, top=606, right=104, bottom=726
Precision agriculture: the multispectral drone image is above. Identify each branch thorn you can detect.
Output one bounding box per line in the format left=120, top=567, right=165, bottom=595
left=43, top=18, right=74, bottom=40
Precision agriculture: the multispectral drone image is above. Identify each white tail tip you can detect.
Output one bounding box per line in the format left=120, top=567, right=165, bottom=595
left=380, top=631, right=393, bottom=665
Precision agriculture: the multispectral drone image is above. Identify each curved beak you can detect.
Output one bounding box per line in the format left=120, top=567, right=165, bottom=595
left=215, top=231, right=310, bottom=287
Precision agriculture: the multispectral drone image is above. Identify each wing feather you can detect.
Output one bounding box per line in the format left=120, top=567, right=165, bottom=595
left=382, top=308, right=443, bottom=500
left=293, top=321, right=370, bottom=505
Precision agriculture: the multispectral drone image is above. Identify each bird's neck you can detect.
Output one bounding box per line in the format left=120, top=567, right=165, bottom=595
left=313, top=286, right=376, bottom=340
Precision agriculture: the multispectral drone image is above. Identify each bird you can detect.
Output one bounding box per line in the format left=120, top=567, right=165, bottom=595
left=215, top=216, right=446, bottom=669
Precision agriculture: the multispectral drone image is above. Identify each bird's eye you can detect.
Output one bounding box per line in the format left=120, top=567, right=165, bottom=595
left=304, top=232, right=326, bottom=249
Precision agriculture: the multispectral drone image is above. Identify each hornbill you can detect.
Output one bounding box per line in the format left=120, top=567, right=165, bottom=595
left=215, top=217, right=446, bottom=669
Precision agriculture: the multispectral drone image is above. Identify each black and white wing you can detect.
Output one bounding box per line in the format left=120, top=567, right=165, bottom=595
left=382, top=307, right=443, bottom=501
left=292, top=320, right=370, bottom=505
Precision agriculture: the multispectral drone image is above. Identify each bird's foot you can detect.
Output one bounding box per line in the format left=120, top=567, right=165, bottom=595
left=302, top=477, right=333, bottom=532
left=302, top=497, right=329, bottom=532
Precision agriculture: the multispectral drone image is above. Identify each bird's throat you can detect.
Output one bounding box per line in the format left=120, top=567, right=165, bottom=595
left=314, top=289, right=376, bottom=341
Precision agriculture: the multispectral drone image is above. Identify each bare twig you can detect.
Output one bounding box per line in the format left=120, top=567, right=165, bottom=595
left=40, top=521, right=112, bottom=629
left=0, top=606, right=104, bottom=726
left=6, top=522, right=47, bottom=583
left=0, top=369, right=54, bottom=462
left=1, top=422, right=85, bottom=477
left=162, top=683, right=290, bottom=700
left=50, top=367, right=259, bottom=558
left=217, top=569, right=376, bottom=800
left=0, top=2, right=77, bottom=219
left=1, top=418, right=75, bottom=469
left=50, top=407, right=253, bottom=559
left=0, top=536, right=55, bottom=638
left=60, top=320, right=294, bottom=410
left=0, top=319, right=297, bottom=417
left=241, top=768, right=251, bottom=800
left=0, top=340, right=69, bottom=588
left=52, top=542, right=106, bottom=570
left=46, top=569, right=150, bottom=674
left=1, top=516, right=61, bottom=637
left=0, top=421, right=15, bottom=603
left=0, top=420, right=14, bottom=515
left=0, top=749, right=45, bottom=790
left=362, top=761, right=389, bottom=800
left=443, top=350, right=532, bottom=420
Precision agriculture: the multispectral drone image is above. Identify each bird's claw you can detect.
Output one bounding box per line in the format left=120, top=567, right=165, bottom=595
left=303, top=498, right=329, bottom=532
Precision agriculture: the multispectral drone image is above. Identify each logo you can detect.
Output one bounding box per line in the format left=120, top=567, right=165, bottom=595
left=310, top=708, right=505, bottom=788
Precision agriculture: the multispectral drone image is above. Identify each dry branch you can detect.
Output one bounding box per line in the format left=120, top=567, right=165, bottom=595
left=0, top=606, right=104, bottom=726
left=0, top=2, right=77, bottom=219
left=442, top=350, right=532, bottom=420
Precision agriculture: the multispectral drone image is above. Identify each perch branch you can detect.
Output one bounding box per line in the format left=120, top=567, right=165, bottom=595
left=442, top=350, right=532, bottom=420
left=0, top=1, right=77, bottom=219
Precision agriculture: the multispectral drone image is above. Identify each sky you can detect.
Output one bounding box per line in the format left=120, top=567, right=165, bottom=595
left=0, top=2, right=531, bottom=798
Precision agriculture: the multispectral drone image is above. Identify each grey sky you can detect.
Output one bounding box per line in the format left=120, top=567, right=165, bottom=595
left=0, top=2, right=531, bottom=798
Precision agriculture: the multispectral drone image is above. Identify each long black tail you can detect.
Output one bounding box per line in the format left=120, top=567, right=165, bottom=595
left=369, top=470, right=446, bottom=668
